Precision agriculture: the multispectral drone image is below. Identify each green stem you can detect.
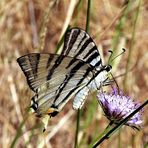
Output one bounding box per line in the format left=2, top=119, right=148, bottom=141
left=123, top=0, right=141, bottom=91
left=74, top=0, right=92, bottom=147
left=89, top=121, right=113, bottom=148
left=74, top=109, right=81, bottom=148
left=73, top=0, right=83, bottom=27
left=92, top=99, right=148, bottom=147
left=86, top=0, right=91, bottom=33
left=110, top=1, right=131, bottom=68
left=10, top=115, right=28, bottom=148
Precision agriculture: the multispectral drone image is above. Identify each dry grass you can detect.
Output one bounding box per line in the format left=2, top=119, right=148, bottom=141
left=0, top=0, right=148, bottom=147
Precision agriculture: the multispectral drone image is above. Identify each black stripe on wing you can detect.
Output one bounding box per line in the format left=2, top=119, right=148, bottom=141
left=62, top=28, right=103, bottom=70
left=17, top=53, right=94, bottom=93
left=27, top=58, right=94, bottom=116
left=46, top=55, right=65, bottom=81
left=53, top=60, right=90, bottom=104
left=17, top=53, right=41, bottom=91
left=17, top=53, right=58, bottom=92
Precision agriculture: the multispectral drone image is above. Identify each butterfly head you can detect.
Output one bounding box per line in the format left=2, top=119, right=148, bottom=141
left=105, top=64, right=112, bottom=72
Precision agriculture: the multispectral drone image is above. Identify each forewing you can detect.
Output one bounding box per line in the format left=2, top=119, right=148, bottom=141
left=61, top=28, right=103, bottom=70
left=17, top=53, right=93, bottom=92
left=17, top=53, right=94, bottom=116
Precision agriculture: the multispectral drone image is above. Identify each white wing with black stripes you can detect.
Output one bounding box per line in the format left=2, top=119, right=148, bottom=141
left=61, top=28, right=103, bottom=70
left=17, top=53, right=94, bottom=117
left=61, top=28, right=111, bottom=109
left=17, top=28, right=111, bottom=120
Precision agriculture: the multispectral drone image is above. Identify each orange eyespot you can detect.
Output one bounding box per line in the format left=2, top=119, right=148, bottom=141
left=46, top=108, right=55, bottom=114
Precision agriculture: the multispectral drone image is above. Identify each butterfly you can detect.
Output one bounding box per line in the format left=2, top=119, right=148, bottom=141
left=17, top=28, right=112, bottom=130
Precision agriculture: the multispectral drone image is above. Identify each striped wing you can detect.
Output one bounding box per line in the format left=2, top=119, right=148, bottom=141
left=60, top=28, right=111, bottom=110
left=17, top=53, right=94, bottom=116
left=61, top=28, right=103, bottom=70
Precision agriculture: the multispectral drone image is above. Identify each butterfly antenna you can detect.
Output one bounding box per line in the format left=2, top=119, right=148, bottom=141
left=108, top=50, right=114, bottom=64
left=110, top=48, right=126, bottom=63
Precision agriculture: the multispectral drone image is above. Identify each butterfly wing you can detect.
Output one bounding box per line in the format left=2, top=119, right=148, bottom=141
left=17, top=28, right=110, bottom=116
left=17, top=28, right=111, bottom=131
left=61, top=28, right=103, bottom=70
left=61, top=28, right=112, bottom=109
left=17, top=53, right=94, bottom=116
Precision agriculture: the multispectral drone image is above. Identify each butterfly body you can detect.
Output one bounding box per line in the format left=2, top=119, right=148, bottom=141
left=17, top=28, right=111, bottom=120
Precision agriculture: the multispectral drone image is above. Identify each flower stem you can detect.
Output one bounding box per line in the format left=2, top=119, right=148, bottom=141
left=93, top=100, right=148, bottom=147
left=89, top=121, right=113, bottom=148
left=74, top=109, right=81, bottom=148
left=74, top=0, right=91, bottom=147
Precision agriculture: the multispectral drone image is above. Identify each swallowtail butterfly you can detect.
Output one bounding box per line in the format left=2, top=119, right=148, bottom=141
left=17, top=28, right=112, bottom=130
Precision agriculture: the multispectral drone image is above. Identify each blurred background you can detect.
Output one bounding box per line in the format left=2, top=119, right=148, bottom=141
left=0, top=0, right=147, bottom=147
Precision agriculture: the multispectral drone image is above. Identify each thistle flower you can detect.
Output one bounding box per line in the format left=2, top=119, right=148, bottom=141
left=97, top=88, right=143, bottom=128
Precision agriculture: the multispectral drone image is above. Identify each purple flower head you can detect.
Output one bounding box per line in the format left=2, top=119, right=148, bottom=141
left=97, top=88, right=143, bottom=128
